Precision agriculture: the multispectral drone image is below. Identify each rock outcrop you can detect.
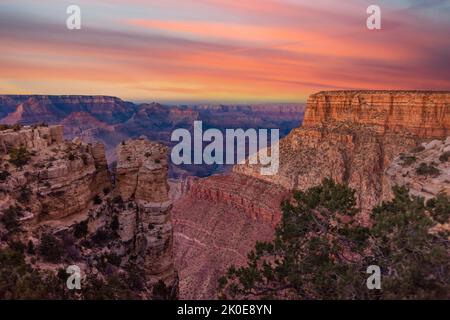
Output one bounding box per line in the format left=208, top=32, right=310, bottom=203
left=0, top=95, right=136, bottom=125
left=235, top=91, right=450, bottom=212
left=0, top=125, right=177, bottom=299
left=115, top=139, right=176, bottom=288
left=385, top=136, right=450, bottom=200
left=116, top=139, right=170, bottom=203
left=173, top=90, right=450, bottom=299
left=303, top=91, right=450, bottom=137
left=0, top=125, right=109, bottom=220
left=0, top=125, right=63, bottom=153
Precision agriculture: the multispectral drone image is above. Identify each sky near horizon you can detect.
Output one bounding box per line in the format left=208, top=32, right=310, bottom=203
left=0, top=0, right=449, bottom=103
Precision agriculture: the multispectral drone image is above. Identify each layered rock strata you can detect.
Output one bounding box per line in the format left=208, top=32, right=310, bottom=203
left=115, top=138, right=176, bottom=287
left=173, top=90, right=450, bottom=299
left=235, top=91, right=450, bottom=212
left=172, top=174, right=288, bottom=299
left=0, top=125, right=177, bottom=299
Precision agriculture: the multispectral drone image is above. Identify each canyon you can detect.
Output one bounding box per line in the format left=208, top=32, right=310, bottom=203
left=1, top=91, right=449, bottom=300
left=0, top=96, right=305, bottom=177
left=173, top=90, right=450, bottom=298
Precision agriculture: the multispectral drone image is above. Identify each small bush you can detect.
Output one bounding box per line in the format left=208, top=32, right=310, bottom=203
left=152, top=280, right=173, bottom=300
left=105, top=252, right=122, bottom=267
left=67, top=153, right=76, bottom=161
left=400, top=154, right=417, bottom=166
left=113, top=196, right=123, bottom=204
left=39, top=233, right=64, bottom=263
left=74, top=220, right=89, bottom=239
left=8, top=146, right=31, bottom=168
left=1, top=206, right=23, bottom=232
left=103, top=187, right=111, bottom=195
left=416, top=163, right=440, bottom=176
left=110, top=216, right=119, bottom=232
left=91, top=229, right=110, bottom=246
left=411, top=145, right=425, bottom=153
left=93, top=195, right=102, bottom=205
left=17, top=186, right=32, bottom=204
left=38, top=204, right=50, bottom=222
left=9, top=240, right=26, bottom=253
left=0, top=170, right=10, bottom=181
left=81, top=154, right=89, bottom=165
left=439, top=151, right=450, bottom=163
left=427, top=193, right=450, bottom=224
left=27, top=240, right=35, bottom=255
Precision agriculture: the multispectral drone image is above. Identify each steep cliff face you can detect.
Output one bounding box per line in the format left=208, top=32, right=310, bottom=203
left=0, top=125, right=177, bottom=299
left=172, top=174, right=288, bottom=299
left=0, top=95, right=136, bottom=125
left=0, top=125, right=110, bottom=220
left=235, top=91, right=450, bottom=212
left=304, top=91, right=450, bottom=137
left=173, top=90, right=450, bottom=299
left=0, top=125, right=64, bottom=153
left=115, top=139, right=176, bottom=288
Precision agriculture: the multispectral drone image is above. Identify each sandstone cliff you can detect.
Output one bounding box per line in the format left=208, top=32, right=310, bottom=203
left=0, top=125, right=110, bottom=220
left=172, top=174, right=288, bottom=299
left=173, top=90, right=450, bottom=299
left=115, top=139, right=176, bottom=288
left=0, top=125, right=177, bottom=299
left=235, top=91, right=450, bottom=212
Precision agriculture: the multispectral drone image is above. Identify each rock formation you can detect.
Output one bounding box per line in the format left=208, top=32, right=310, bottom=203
left=385, top=136, right=450, bottom=200
left=173, top=90, right=450, bottom=299
left=0, top=124, right=177, bottom=299
left=0, top=124, right=109, bottom=220
left=115, top=138, right=176, bottom=287
left=235, top=91, right=450, bottom=212
left=172, top=174, right=287, bottom=299
left=0, top=95, right=305, bottom=177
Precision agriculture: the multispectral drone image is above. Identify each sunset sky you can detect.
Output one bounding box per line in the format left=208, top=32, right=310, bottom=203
left=1, top=0, right=449, bottom=103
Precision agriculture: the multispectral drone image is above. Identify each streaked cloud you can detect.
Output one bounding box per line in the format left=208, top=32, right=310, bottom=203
left=0, top=0, right=449, bottom=102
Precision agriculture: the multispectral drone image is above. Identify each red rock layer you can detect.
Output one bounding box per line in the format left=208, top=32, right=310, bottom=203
left=304, top=91, right=450, bottom=137
left=172, top=174, right=288, bottom=299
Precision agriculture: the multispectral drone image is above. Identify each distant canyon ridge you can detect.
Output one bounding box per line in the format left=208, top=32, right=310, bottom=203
left=0, top=95, right=305, bottom=178
left=1, top=91, right=449, bottom=300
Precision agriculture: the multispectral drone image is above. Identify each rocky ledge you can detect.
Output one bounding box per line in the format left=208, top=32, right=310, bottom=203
left=0, top=125, right=177, bottom=299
